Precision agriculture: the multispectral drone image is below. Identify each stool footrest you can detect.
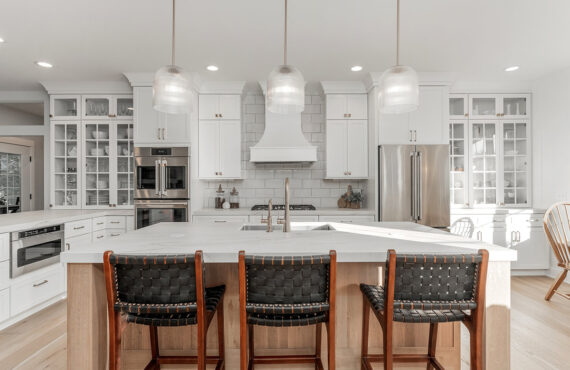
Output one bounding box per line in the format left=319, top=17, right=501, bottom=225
left=362, top=354, right=443, bottom=369
left=252, top=354, right=323, bottom=365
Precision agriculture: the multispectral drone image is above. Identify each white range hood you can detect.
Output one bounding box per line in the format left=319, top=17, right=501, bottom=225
left=250, top=82, right=317, bottom=163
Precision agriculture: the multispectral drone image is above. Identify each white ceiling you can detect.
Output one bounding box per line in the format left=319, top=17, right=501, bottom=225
left=1, top=0, right=570, bottom=90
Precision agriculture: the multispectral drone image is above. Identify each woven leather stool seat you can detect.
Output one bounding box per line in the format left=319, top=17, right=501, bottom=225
left=360, top=284, right=470, bottom=323
left=248, top=312, right=328, bottom=327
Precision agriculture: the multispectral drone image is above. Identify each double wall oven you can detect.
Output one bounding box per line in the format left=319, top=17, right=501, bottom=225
left=134, top=147, right=190, bottom=229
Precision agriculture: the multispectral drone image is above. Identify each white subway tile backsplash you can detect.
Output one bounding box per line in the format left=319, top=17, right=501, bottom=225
left=201, top=87, right=368, bottom=208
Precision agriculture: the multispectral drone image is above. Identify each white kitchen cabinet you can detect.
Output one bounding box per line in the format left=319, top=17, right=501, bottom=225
left=469, top=94, right=530, bottom=120
left=199, top=94, right=241, bottom=120
left=82, top=95, right=134, bottom=120
left=192, top=215, right=249, bottom=224
left=507, top=214, right=549, bottom=270
left=0, top=233, right=9, bottom=263
left=199, top=120, right=241, bottom=179
left=0, top=261, right=9, bottom=290
left=449, top=94, right=469, bottom=119
left=318, top=215, right=375, bottom=223
left=469, top=94, right=500, bottom=119
left=326, top=94, right=367, bottom=120
left=133, top=86, right=190, bottom=145
left=65, top=219, right=92, bottom=238
left=50, top=121, right=82, bottom=209
left=50, top=95, right=81, bottom=120
left=10, top=267, right=65, bottom=316
left=249, top=215, right=320, bottom=224
left=0, top=288, right=9, bottom=323
left=326, top=120, right=368, bottom=179
left=379, top=86, right=449, bottom=145
left=449, top=121, right=469, bottom=208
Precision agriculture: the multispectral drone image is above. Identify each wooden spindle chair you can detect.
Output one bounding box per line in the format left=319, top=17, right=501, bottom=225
left=238, top=251, right=336, bottom=370
left=544, top=202, right=570, bottom=301
left=103, top=251, right=226, bottom=370
left=360, top=249, right=488, bottom=370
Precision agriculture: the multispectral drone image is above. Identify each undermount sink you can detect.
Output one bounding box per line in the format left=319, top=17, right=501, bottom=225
left=239, top=224, right=335, bottom=231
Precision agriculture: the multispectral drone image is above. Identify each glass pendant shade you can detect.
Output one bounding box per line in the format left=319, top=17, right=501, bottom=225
left=378, top=65, right=419, bottom=114
left=153, top=65, right=192, bottom=114
left=267, top=65, right=305, bottom=114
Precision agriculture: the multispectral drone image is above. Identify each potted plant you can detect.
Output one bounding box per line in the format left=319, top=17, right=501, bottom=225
left=349, top=191, right=362, bottom=209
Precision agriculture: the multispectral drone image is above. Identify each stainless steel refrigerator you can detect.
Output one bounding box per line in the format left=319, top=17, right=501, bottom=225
left=377, top=145, right=450, bottom=228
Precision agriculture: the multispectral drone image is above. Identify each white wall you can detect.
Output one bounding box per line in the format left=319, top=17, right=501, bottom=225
left=532, top=66, right=570, bottom=280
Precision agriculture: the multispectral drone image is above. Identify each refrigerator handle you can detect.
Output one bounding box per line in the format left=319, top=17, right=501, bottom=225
left=410, top=152, right=416, bottom=220
left=417, top=152, right=423, bottom=221
left=378, top=146, right=383, bottom=221
left=155, top=160, right=160, bottom=196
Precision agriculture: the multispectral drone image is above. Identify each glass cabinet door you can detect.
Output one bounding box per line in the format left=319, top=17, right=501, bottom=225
left=469, top=95, right=499, bottom=119
left=449, top=121, right=469, bottom=207
left=52, top=122, right=80, bottom=207
left=502, top=121, right=529, bottom=206
left=470, top=121, right=498, bottom=207
left=449, top=94, right=469, bottom=119
left=116, top=123, right=134, bottom=207
left=84, top=123, right=110, bottom=207
left=50, top=95, right=80, bottom=120
left=501, top=95, right=529, bottom=119
left=116, top=97, right=134, bottom=119
left=83, top=96, right=111, bottom=119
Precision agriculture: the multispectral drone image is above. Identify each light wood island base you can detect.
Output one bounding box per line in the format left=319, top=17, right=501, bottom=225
left=67, top=262, right=510, bottom=370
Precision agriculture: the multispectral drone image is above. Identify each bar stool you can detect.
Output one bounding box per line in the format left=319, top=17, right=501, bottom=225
left=238, top=251, right=336, bottom=369
left=103, top=250, right=226, bottom=370
left=360, top=249, right=488, bottom=370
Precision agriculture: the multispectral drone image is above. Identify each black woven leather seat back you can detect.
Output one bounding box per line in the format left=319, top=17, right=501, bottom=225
left=389, top=254, right=483, bottom=302
left=110, top=254, right=199, bottom=305
left=244, top=255, right=331, bottom=305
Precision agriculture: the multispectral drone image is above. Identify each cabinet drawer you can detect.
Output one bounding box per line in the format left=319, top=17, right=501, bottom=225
left=106, top=229, right=125, bottom=238
left=92, top=230, right=106, bottom=243
left=508, top=214, right=544, bottom=228
left=65, top=233, right=93, bottom=251
left=0, top=288, right=9, bottom=322
left=0, top=233, right=9, bottom=262
left=106, top=216, right=126, bottom=230
left=92, top=217, right=106, bottom=231
left=192, top=215, right=250, bottom=224
left=65, top=219, right=92, bottom=238
left=10, top=267, right=65, bottom=316
left=0, top=261, right=9, bottom=290
left=318, top=215, right=375, bottom=223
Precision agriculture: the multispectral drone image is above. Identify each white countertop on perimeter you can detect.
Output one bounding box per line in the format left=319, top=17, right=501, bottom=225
left=193, top=207, right=375, bottom=216
left=61, top=221, right=516, bottom=264
left=0, top=209, right=134, bottom=233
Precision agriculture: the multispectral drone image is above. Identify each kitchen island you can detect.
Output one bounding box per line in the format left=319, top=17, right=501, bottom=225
left=62, top=221, right=516, bottom=370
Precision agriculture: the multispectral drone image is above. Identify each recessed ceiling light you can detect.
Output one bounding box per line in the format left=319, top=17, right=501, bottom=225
left=505, top=66, right=519, bottom=72
left=206, top=65, right=219, bottom=71
left=0, top=37, right=5, bottom=43
left=351, top=65, right=363, bottom=72
left=35, top=61, right=53, bottom=68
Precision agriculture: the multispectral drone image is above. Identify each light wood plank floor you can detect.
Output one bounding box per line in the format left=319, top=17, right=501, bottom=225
left=0, top=276, right=568, bottom=369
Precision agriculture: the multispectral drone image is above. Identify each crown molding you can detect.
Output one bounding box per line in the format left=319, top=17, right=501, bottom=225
left=40, top=80, right=132, bottom=95
left=367, top=71, right=456, bottom=90
left=320, top=81, right=367, bottom=94
left=199, top=81, right=246, bottom=94
left=123, top=72, right=201, bottom=92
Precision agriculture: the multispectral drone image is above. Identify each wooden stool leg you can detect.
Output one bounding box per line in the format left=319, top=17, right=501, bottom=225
left=361, top=297, right=370, bottom=370
left=545, top=268, right=568, bottom=301
left=468, top=311, right=483, bottom=370
left=109, top=312, right=127, bottom=370
left=326, top=319, right=335, bottom=370
left=383, top=319, right=393, bottom=370
left=427, top=323, right=438, bottom=370
left=315, top=323, right=322, bottom=369
left=149, top=325, right=159, bottom=370
left=217, top=299, right=225, bottom=370
left=197, top=318, right=206, bottom=370
left=248, top=324, right=255, bottom=370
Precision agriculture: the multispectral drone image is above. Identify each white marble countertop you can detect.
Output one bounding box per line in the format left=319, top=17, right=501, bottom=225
left=0, top=209, right=134, bottom=233
left=61, top=221, right=516, bottom=264
left=193, top=207, right=376, bottom=216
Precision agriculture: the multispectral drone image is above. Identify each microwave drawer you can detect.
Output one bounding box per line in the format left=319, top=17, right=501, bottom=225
left=10, top=267, right=65, bottom=316
left=65, top=219, right=92, bottom=238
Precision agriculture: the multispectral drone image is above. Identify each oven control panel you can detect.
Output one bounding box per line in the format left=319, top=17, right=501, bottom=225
left=18, top=225, right=62, bottom=239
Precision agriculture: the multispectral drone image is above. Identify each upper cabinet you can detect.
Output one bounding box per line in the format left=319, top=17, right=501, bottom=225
left=449, top=94, right=469, bottom=119
left=199, top=94, right=241, bottom=120
left=133, top=87, right=190, bottom=146
left=325, top=93, right=368, bottom=179
left=50, top=95, right=81, bottom=120
left=378, top=86, right=449, bottom=145
left=326, top=94, right=367, bottom=120
left=82, top=95, right=133, bottom=120
left=469, top=94, right=530, bottom=120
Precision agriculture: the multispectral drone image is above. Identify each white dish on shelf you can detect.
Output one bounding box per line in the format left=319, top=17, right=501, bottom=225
left=91, top=131, right=108, bottom=139
left=91, top=148, right=105, bottom=156
left=122, top=148, right=129, bottom=156
left=97, top=180, right=108, bottom=189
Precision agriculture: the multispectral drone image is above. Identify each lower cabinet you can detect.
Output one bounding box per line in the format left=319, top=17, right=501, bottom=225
left=65, top=232, right=92, bottom=251
left=318, top=215, right=375, bottom=223
left=192, top=215, right=250, bottom=224
left=193, top=214, right=375, bottom=224
left=10, top=266, right=65, bottom=316
left=0, top=288, right=9, bottom=322
left=249, top=215, right=320, bottom=224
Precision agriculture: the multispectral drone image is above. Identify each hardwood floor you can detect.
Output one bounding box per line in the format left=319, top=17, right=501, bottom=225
left=0, top=277, right=568, bottom=369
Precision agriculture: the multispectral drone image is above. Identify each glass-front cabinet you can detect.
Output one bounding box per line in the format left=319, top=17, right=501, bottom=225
left=449, top=93, right=531, bottom=209
left=82, top=95, right=134, bottom=120
left=50, top=95, right=81, bottom=120
left=449, top=94, right=469, bottom=119
left=51, top=122, right=81, bottom=208
left=115, top=123, right=134, bottom=206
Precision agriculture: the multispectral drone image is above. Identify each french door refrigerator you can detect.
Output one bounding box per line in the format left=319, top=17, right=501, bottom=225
left=377, top=145, right=450, bottom=228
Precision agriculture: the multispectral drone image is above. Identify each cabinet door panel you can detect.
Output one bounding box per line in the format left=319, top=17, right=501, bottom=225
left=326, top=95, right=348, bottom=120
left=326, top=120, right=347, bottom=178
left=469, top=94, right=499, bottom=119
left=199, top=95, right=219, bottom=120
left=511, top=227, right=550, bottom=269
left=219, top=120, right=242, bottom=178
left=378, top=113, right=411, bottom=144
left=163, top=113, right=190, bottom=144
left=347, top=94, right=367, bottom=119
left=134, top=87, right=161, bottom=144
left=347, top=120, right=368, bottom=178
left=449, top=94, right=469, bottom=119
left=198, top=121, right=220, bottom=178
left=411, top=86, right=448, bottom=144
left=219, top=95, right=241, bottom=120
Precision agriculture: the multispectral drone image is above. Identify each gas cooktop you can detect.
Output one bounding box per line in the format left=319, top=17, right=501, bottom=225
left=251, top=204, right=316, bottom=211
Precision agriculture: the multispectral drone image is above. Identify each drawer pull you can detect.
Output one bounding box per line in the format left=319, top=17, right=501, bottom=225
left=33, top=280, right=48, bottom=287
left=340, top=220, right=353, bottom=223
left=528, top=219, right=540, bottom=222
left=214, top=220, right=227, bottom=223
left=110, top=233, right=120, bottom=237
left=66, top=243, right=70, bottom=251
left=97, top=235, right=104, bottom=239
left=110, top=221, right=121, bottom=224
left=96, top=222, right=104, bottom=225
left=73, top=226, right=85, bottom=230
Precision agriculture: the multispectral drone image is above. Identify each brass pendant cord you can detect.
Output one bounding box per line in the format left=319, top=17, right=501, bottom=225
left=284, top=0, right=288, bottom=65
left=396, top=0, right=400, bottom=66
left=172, top=0, right=176, bottom=65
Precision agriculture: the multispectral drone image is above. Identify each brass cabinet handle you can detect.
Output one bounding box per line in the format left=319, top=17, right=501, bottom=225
left=33, top=280, right=48, bottom=287
left=220, top=113, right=223, bottom=118
left=66, top=243, right=70, bottom=250
left=97, top=235, right=104, bottom=239
left=157, top=128, right=161, bottom=139
left=73, top=226, right=85, bottom=230
left=214, top=220, right=227, bottom=223
left=97, top=222, right=104, bottom=225
left=110, top=221, right=120, bottom=224
left=464, top=113, right=469, bottom=117
left=110, top=233, right=120, bottom=237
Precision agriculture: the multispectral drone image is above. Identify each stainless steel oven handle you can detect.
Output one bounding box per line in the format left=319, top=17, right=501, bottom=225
left=155, top=160, right=160, bottom=196
left=33, top=280, right=48, bottom=287
left=417, top=151, right=423, bottom=221
left=161, top=159, right=167, bottom=196
left=410, top=152, right=416, bottom=220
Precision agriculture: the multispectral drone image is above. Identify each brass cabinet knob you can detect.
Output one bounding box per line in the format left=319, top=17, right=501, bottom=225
left=464, top=113, right=469, bottom=117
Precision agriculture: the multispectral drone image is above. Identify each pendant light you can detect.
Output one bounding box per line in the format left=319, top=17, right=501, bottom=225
left=378, top=0, right=419, bottom=114
left=153, top=0, right=192, bottom=114
left=267, top=0, right=305, bottom=114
